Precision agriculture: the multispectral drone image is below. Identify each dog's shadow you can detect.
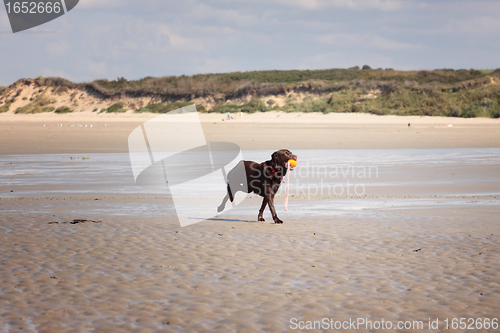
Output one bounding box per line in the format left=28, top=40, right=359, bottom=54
left=207, top=217, right=257, bottom=223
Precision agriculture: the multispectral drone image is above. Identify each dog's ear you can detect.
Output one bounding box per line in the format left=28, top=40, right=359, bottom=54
left=271, top=152, right=278, bottom=163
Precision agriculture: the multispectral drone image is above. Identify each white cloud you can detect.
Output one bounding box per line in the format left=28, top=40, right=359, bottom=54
left=0, top=0, right=499, bottom=86
left=40, top=68, right=73, bottom=79
left=371, top=36, right=421, bottom=50
left=87, top=61, right=107, bottom=76
left=296, top=50, right=395, bottom=70
left=46, top=41, right=70, bottom=56
left=192, top=4, right=258, bottom=25
left=78, top=0, right=122, bottom=9
left=318, top=33, right=421, bottom=50
left=194, top=56, right=237, bottom=73
left=144, top=22, right=207, bottom=52
left=274, top=0, right=402, bottom=11
left=124, top=41, right=138, bottom=50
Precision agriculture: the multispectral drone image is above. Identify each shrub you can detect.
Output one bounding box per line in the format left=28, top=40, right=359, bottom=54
left=136, top=101, right=193, bottom=113
left=490, top=108, right=500, bottom=118
left=54, top=86, right=70, bottom=95
left=196, top=104, right=207, bottom=112
left=55, top=106, right=73, bottom=114
left=240, top=99, right=268, bottom=113
left=106, top=101, right=127, bottom=113
left=0, top=102, right=11, bottom=113
left=212, top=104, right=241, bottom=113
left=15, top=103, right=55, bottom=114
left=15, top=96, right=56, bottom=114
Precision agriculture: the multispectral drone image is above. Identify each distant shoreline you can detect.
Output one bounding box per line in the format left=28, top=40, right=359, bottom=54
left=1, top=111, right=498, bottom=155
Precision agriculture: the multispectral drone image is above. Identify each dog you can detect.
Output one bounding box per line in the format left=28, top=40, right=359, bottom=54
left=217, top=149, right=297, bottom=224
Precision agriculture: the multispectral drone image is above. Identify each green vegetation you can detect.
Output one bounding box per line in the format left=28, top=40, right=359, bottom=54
left=91, top=68, right=487, bottom=94
left=105, top=102, right=127, bottom=113
left=54, top=86, right=70, bottom=95
left=135, top=101, right=192, bottom=113
left=55, top=106, right=74, bottom=114
left=15, top=95, right=56, bottom=114
left=0, top=102, right=10, bottom=113
left=212, top=99, right=269, bottom=113
left=211, top=104, right=242, bottom=114
left=282, top=83, right=500, bottom=118
left=87, top=68, right=500, bottom=118
left=5, top=67, right=500, bottom=118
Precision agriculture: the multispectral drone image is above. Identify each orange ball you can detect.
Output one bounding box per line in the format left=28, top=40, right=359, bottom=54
left=289, top=159, right=297, bottom=167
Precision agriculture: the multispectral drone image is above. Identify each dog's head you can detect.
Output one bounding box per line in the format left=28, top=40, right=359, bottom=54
left=271, top=149, right=297, bottom=171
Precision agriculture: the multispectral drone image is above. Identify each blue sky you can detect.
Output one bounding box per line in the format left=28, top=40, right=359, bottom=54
left=0, top=0, right=499, bottom=85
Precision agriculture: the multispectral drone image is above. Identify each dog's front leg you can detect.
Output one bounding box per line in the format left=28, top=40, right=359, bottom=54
left=257, top=197, right=268, bottom=222
left=267, top=194, right=283, bottom=224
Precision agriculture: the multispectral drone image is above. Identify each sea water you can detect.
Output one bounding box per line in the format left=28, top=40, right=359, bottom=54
left=1, top=148, right=499, bottom=218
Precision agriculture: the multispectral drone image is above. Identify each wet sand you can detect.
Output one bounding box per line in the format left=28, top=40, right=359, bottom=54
left=1, top=198, right=499, bottom=332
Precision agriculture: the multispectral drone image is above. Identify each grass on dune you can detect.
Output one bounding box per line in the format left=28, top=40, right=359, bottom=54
left=55, top=106, right=74, bottom=114
left=5, top=68, right=500, bottom=118
left=135, top=101, right=193, bottom=113
left=0, top=102, right=11, bottom=113
left=101, top=102, right=127, bottom=113
left=281, top=82, right=500, bottom=118
left=14, top=93, right=56, bottom=114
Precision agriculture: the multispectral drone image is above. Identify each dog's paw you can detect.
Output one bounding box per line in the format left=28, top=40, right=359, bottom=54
left=258, top=216, right=265, bottom=222
left=217, top=205, right=224, bottom=213
left=274, top=218, right=283, bottom=224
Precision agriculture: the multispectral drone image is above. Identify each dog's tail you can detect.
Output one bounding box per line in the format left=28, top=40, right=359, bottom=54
left=227, top=183, right=234, bottom=202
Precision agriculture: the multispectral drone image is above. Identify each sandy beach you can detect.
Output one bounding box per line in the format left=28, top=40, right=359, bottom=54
left=1, top=201, right=499, bottom=332
left=1, top=112, right=500, bottom=332
left=0, top=111, right=499, bottom=154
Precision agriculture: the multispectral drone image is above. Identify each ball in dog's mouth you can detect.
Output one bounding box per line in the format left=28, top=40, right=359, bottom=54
left=289, top=159, right=297, bottom=170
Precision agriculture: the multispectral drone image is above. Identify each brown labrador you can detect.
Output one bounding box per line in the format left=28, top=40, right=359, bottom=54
left=217, top=149, right=297, bottom=224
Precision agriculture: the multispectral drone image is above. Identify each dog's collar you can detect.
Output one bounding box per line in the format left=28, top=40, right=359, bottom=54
left=269, top=166, right=283, bottom=179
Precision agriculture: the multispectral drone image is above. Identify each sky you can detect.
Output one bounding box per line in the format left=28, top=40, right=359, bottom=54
left=0, top=0, right=499, bottom=86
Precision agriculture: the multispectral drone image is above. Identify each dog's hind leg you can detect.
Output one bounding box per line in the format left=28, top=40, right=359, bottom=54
left=257, top=197, right=268, bottom=222
left=217, top=193, right=229, bottom=213
left=227, top=184, right=234, bottom=202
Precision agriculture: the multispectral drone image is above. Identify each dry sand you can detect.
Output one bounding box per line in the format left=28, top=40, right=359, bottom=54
left=1, top=111, right=499, bottom=154
left=1, top=111, right=500, bottom=332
